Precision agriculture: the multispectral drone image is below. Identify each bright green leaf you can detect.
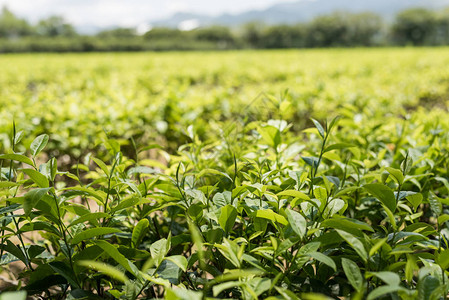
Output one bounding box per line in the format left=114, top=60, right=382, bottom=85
left=71, top=228, right=121, bottom=245
left=307, top=251, right=336, bottom=271
left=386, top=167, right=404, bottom=185
left=285, top=208, right=307, bottom=239
left=364, top=183, right=396, bottom=212
left=256, top=209, right=288, bottom=226
left=131, top=218, right=149, bottom=248
left=165, top=255, right=188, bottom=272
left=30, top=134, right=49, bottom=157
left=336, top=229, right=368, bottom=262
left=77, top=260, right=128, bottom=283
left=219, top=205, right=238, bottom=234
left=0, top=154, right=34, bottom=167
left=21, top=168, right=49, bottom=188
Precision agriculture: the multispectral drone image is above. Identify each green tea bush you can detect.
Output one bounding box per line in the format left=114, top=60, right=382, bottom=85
left=1, top=49, right=449, bottom=162
left=1, top=107, right=449, bottom=299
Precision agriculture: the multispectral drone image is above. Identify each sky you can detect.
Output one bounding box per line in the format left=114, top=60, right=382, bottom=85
left=0, top=0, right=296, bottom=28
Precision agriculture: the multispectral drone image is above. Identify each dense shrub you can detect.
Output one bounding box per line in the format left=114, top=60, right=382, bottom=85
left=2, top=110, right=449, bottom=299
left=1, top=7, right=449, bottom=52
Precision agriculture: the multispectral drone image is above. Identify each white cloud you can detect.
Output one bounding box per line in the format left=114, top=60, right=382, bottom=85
left=136, top=23, right=152, bottom=35
left=178, top=19, right=199, bottom=31
left=0, top=0, right=293, bottom=27
left=167, top=1, right=189, bottom=13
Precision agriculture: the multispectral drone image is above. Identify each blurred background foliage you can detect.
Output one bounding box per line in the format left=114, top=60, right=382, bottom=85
left=2, top=6, right=449, bottom=52
left=1, top=48, right=449, bottom=166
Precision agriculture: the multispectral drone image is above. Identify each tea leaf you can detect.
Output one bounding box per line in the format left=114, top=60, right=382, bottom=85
left=131, top=218, right=149, bottom=248
left=364, top=184, right=396, bottom=212
left=30, top=134, right=49, bottom=157
left=71, top=228, right=121, bottom=245
left=285, top=208, right=307, bottom=239
left=336, top=230, right=368, bottom=262
left=341, top=258, right=363, bottom=292
left=385, top=167, right=404, bottom=185
left=165, top=255, right=188, bottom=272
left=311, top=119, right=325, bottom=138
left=0, top=154, right=34, bottom=167
left=219, top=205, right=238, bottom=234
left=21, top=169, right=49, bottom=188
left=256, top=209, right=288, bottom=226
left=77, top=260, right=128, bottom=283
left=307, top=251, right=336, bottom=271
left=23, top=187, right=51, bottom=216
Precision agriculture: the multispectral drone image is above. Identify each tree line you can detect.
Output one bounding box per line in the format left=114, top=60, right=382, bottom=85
left=1, top=6, right=449, bottom=52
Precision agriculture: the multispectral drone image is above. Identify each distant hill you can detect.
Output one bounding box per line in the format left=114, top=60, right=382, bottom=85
left=151, top=0, right=449, bottom=29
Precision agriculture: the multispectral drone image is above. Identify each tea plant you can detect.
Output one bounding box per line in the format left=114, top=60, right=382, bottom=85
left=1, top=109, right=449, bottom=299
left=1, top=49, right=449, bottom=162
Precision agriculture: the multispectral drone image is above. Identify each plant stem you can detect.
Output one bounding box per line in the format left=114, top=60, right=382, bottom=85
left=52, top=192, right=80, bottom=287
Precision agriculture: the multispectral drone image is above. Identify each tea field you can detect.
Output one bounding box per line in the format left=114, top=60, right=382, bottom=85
left=1, top=48, right=449, bottom=299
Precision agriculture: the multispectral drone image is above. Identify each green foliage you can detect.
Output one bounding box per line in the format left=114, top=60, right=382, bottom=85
left=392, top=8, right=438, bottom=45
left=2, top=5, right=449, bottom=52
left=35, top=16, right=77, bottom=37
left=97, top=27, right=137, bottom=39
left=0, top=6, right=33, bottom=38
left=2, top=49, right=449, bottom=298
left=2, top=106, right=449, bottom=299
left=305, top=12, right=383, bottom=47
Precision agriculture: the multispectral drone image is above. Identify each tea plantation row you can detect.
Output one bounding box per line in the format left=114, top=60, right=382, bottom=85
left=1, top=49, right=449, bottom=299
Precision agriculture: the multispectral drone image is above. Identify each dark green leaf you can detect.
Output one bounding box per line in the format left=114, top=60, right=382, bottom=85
left=23, top=188, right=51, bottom=216
left=417, top=276, right=440, bottom=300
left=302, top=156, right=319, bottom=168
left=187, top=203, right=203, bottom=222
left=0, top=203, right=21, bottom=215
left=341, top=258, right=363, bottom=292
left=322, top=217, right=373, bottom=236
left=68, top=212, right=109, bottom=228
left=49, top=261, right=80, bottom=288
left=3, top=240, right=28, bottom=266
left=157, top=259, right=181, bottom=284
left=428, top=192, right=442, bottom=216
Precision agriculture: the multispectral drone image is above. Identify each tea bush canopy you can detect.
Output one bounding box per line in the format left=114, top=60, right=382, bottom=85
left=1, top=49, right=449, bottom=299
